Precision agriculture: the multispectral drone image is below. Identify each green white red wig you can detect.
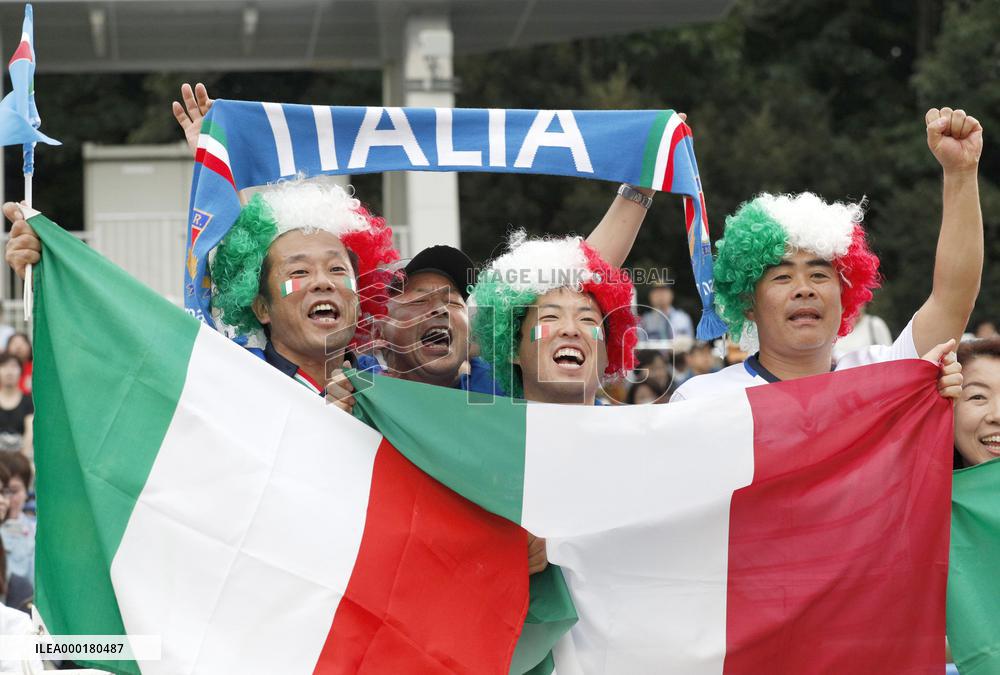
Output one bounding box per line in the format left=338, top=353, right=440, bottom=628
left=713, top=192, right=881, bottom=353
left=211, top=178, right=398, bottom=344
left=470, top=230, right=638, bottom=398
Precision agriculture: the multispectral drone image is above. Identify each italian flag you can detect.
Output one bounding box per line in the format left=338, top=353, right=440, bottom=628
left=948, top=457, right=1000, bottom=674
left=30, top=207, right=957, bottom=674
left=31, top=210, right=529, bottom=675
left=195, top=118, right=235, bottom=189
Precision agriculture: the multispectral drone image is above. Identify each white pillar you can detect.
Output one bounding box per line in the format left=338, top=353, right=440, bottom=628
left=381, top=56, right=408, bottom=252
left=403, top=14, right=462, bottom=254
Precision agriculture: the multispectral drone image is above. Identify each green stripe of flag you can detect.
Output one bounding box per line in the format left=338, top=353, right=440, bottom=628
left=948, top=457, right=1000, bottom=674
left=352, top=372, right=528, bottom=523
left=638, top=110, right=671, bottom=189
left=31, top=211, right=200, bottom=674
left=201, top=118, right=227, bottom=146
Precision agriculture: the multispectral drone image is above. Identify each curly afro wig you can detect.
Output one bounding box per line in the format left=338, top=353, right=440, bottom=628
left=210, top=178, right=398, bottom=344
left=713, top=192, right=881, bottom=351
left=470, top=231, right=638, bottom=398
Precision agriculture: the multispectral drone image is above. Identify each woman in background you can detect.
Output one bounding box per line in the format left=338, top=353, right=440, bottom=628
left=0, top=356, right=31, bottom=458
left=4, top=335, right=30, bottom=396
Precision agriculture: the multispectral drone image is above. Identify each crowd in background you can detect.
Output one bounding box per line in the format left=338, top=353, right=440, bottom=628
left=0, top=330, right=36, bottom=618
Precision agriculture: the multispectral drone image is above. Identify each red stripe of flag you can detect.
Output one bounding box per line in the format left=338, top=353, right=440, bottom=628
left=8, top=40, right=32, bottom=66
left=315, top=439, right=528, bottom=674
left=724, top=361, right=952, bottom=673
left=195, top=147, right=237, bottom=190
left=660, top=122, right=693, bottom=192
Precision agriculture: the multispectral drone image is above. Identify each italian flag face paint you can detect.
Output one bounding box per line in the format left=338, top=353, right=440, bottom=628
left=531, top=324, right=551, bottom=342
left=590, top=326, right=604, bottom=341
left=281, top=278, right=305, bottom=297
left=342, top=276, right=358, bottom=293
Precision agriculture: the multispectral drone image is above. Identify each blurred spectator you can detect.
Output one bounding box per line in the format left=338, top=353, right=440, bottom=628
left=598, top=379, right=629, bottom=406
left=639, top=285, right=693, bottom=340
left=626, top=381, right=667, bottom=405
left=724, top=339, right=748, bottom=366
left=3, top=334, right=30, bottom=396
left=0, top=454, right=34, bottom=583
left=833, top=311, right=893, bottom=359
left=0, top=356, right=31, bottom=457
left=0, top=462, right=31, bottom=615
left=973, top=320, right=998, bottom=339
left=668, top=351, right=688, bottom=390
left=635, top=350, right=670, bottom=392
left=687, top=342, right=720, bottom=377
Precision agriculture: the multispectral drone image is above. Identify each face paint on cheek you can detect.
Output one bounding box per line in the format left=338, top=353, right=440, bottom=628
left=281, top=278, right=306, bottom=297
left=342, top=277, right=358, bottom=293
left=590, top=326, right=605, bottom=341
left=531, top=324, right=551, bottom=342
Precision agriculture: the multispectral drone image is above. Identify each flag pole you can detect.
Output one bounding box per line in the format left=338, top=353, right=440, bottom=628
left=23, top=157, right=33, bottom=324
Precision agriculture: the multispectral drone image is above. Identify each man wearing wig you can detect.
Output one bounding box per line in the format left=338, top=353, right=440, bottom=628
left=470, top=230, right=638, bottom=405
left=467, top=229, right=639, bottom=658
left=673, top=107, right=982, bottom=400
left=210, top=178, right=398, bottom=395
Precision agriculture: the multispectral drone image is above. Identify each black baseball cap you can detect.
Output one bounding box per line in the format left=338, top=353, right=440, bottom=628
left=395, top=245, right=476, bottom=300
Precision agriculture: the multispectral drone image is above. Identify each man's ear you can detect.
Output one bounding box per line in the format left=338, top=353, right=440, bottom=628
left=251, top=295, right=271, bottom=326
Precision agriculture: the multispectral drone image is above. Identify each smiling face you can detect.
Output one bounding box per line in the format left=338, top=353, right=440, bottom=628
left=955, top=356, right=1000, bottom=467
left=515, top=287, right=608, bottom=405
left=381, top=271, right=470, bottom=387
left=252, top=230, right=359, bottom=365
left=748, top=250, right=843, bottom=357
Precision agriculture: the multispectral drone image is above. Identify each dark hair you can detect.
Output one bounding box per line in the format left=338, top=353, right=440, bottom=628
left=626, top=380, right=667, bottom=405
left=957, top=337, right=1000, bottom=367
left=635, top=349, right=667, bottom=369
left=4, top=332, right=31, bottom=363
left=0, top=452, right=32, bottom=489
left=953, top=338, right=1000, bottom=469
left=0, top=353, right=22, bottom=372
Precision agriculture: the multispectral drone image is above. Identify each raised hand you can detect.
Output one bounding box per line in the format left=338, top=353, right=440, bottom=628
left=172, top=83, right=214, bottom=157
left=926, top=107, right=983, bottom=175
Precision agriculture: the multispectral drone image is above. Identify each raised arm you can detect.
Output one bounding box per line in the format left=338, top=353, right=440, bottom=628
left=912, top=107, right=984, bottom=356
left=585, top=113, right=687, bottom=268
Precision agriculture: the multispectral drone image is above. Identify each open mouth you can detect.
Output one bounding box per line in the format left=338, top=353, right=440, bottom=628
left=307, top=301, right=341, bottom=323
left=552, top=346, right=585, bottom=370
left=979, top=434, right=1000, bottom=456
left=421, top=327, right=452, bottom=349
left=788, top=308, right=822, bottom=323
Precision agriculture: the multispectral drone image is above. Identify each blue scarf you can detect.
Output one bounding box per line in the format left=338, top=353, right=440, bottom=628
left=184, top=101, right=725, bottom=339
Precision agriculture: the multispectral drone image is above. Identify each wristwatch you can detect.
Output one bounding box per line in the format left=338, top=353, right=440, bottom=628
left=617, top=183, right=653, bottom=210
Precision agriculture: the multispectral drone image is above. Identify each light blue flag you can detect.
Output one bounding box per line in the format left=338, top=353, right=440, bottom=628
left=0, top=3, right=61, bottom=176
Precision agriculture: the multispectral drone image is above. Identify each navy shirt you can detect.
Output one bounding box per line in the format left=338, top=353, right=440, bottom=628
left=354, top=354, right=505, bottom=396
left=247, top=342, right=377, bottom=395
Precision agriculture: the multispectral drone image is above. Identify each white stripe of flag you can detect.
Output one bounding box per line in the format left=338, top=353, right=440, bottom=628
left=651, top=112, right=683, bottom=191
left=262, top=102, right=297, bottom=177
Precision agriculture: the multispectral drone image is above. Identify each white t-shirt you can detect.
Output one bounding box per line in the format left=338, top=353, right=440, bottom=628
left=670, top=318, right=918, bottom=402
left=0, top=605, right=43, bottom=673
